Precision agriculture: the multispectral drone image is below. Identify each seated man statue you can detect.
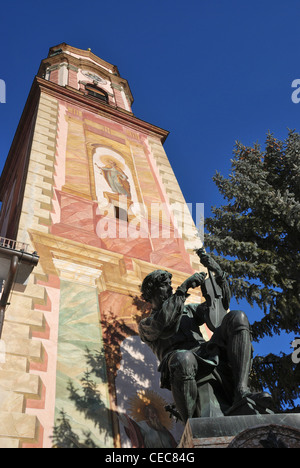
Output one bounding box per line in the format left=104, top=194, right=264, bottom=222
left=138, top=249, right=271, bottom=423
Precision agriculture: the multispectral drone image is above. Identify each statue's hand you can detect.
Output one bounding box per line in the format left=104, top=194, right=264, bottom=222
left=196, top=249, right=223, bottom=276
left=177, top=272, right=206, bottom=295
left=187, top=272, right=206, bottom=289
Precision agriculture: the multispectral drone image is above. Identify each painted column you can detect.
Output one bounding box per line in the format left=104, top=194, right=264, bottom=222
left=53, top=259, right=113, bottom=447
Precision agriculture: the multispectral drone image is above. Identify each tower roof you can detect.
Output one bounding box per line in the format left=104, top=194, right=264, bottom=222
left=47, top=43, right=120, bottom=76
left=37, top=42, right=134, bottom=107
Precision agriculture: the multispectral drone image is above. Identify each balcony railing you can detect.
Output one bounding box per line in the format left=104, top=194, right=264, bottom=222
left=0, top=236, right=29, bottom=252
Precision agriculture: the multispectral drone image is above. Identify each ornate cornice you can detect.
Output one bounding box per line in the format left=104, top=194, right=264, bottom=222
left=35, top=76, right=169, bottom=143
left=28, top=229, right=199, bottom=297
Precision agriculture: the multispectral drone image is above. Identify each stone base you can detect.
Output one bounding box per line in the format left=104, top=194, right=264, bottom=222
left=178, top=413, right=300, bottom=448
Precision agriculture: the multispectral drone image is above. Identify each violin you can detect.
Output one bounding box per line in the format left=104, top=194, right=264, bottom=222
left=195, top=247, right=228, bottom=332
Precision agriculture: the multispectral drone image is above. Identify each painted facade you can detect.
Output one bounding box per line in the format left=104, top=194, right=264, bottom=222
left=0, top=43, right=208, bottom=448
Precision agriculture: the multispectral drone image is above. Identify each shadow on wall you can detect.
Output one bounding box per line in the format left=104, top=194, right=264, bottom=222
left=53, top=346, right=113, bottom=448
left=52, top=302, right=182, bottom=448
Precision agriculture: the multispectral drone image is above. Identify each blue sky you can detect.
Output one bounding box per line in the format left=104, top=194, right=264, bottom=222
left=0, top=0, right=299, bottom=359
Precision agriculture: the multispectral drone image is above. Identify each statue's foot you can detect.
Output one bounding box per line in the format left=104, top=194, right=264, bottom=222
left=226, top=391, right=274, bottom=416
left=237, top=391, right=272, bottom=407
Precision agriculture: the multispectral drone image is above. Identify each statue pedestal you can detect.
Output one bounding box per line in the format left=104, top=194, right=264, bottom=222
left=178, top=414, right=300, bottom=448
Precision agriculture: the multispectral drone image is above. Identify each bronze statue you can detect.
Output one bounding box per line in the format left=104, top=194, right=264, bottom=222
left=139, top=248, right=272, bottom=423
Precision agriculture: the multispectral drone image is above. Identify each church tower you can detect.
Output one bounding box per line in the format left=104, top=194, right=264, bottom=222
left=0, top=44, right=206, bottom=448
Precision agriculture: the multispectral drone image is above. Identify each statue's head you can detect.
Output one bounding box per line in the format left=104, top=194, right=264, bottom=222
left=141, top=270, right=173, bottom=308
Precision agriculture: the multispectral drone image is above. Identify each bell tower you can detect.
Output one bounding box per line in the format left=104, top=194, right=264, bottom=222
left=0, top=43, right=205, bottom=448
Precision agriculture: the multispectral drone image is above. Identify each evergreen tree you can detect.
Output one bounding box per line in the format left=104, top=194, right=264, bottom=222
left=204, top=130, right=300, bottom=411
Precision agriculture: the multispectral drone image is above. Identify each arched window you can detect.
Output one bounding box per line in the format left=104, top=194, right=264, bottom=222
left=85, top=84, right=108, bottom=103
